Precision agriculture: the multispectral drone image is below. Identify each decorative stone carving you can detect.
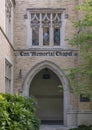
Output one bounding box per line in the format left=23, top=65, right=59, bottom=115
left=30, top=12, right=62, bottom=27
left=5, top=0, right=12, bottom=22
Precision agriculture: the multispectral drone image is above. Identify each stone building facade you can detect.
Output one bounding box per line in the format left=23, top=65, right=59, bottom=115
left=0, top=0, right=92, bottom=129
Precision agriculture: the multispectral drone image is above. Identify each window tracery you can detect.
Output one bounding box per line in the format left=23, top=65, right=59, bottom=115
left=26, top=9, right=66, bottom=48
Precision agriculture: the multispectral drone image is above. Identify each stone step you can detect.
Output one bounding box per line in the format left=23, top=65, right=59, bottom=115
left=40, top=125, right=69, bottom=130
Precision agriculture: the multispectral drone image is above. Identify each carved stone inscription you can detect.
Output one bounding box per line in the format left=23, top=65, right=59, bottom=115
left=15, top=50, right=78, bottom=57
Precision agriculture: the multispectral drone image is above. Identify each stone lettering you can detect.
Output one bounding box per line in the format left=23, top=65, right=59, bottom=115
left=17, top=51, right=78, bottom=57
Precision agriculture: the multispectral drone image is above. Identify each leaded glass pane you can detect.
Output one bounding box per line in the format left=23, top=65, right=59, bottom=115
left=31, top=13, right=40, bottom=20
left=32, top=27, right=39, bottom=46
left=42, top=13, right=45, bottom=19
left=43, top=27, right=49, bottom=46
left=58, top=13, right=61, bottom=19
left=54, top=28, right=60, bottom=46
left=52, top=13, right=56, bottom=19
left=31, top=18, right=39, bottom=26
left=31, top=13, right=35, bottom=19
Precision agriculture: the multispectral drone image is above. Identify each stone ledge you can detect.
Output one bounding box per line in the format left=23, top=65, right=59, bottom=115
left=40, top=125, right=68, bottom=130
left=67, top=110, right=92, bottom=114
left=0, top=27, right=14, bottom=51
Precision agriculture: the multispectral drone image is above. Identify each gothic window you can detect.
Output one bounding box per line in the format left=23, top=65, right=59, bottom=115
left=80, top=94, right=90, bottom=102
left=5, top=59, right=12, bottom=93
left=26, top=9, right=66, bottom=48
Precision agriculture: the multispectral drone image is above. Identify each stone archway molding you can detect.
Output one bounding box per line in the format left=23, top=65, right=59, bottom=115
left=22, top=60, right=71, bottom=126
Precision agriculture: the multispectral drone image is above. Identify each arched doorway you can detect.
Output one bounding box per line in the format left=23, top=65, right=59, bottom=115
left=29, top=68, right=63, bottom=124
left=22, top=60, right=70, bottom=126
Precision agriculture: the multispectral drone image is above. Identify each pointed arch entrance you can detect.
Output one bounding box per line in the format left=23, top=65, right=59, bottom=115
left=22, top=60, right=70, bottom=126
left=29, top=68, right=63, bottom=124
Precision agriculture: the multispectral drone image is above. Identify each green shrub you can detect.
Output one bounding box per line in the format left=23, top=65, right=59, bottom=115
left=69, top=128, right=78, bottom=130
left=69, top=125, right=92, bottom=130
left=78, top=125, right=89, bottom=130
left=0, top=93, right=40, bottom=130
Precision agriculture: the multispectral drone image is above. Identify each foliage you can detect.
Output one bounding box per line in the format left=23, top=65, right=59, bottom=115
left=0, top=93, right=40, bottom=130
left=69, top=0, right=92, bottom=98
left=69, top=125, right=92, bottom=130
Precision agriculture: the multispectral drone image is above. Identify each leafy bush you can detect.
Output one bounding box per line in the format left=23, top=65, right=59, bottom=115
left=69, top=125, right=92, bottom=130
left=0, top=93, right=40, bottom=130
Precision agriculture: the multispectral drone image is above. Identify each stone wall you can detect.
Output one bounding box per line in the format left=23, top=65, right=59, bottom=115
left=14, top=0, right=78, bottom=49
left=14, top=52, right=79, bottom=92
left=13, top=0, right=79, bottom=90
left=0, top=27, right=14, bottom=93
left=0, top=0, right=6, bottom=32
left=13, top=0, right=92, bottom=126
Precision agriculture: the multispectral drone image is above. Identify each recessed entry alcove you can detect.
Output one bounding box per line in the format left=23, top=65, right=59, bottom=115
left=29, top=68, right=63, bottom=125
left=22, top=60, right=70, bottom=126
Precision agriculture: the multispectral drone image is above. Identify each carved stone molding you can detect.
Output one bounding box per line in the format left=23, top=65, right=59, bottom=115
left=5, top=0, right=12, bottom=22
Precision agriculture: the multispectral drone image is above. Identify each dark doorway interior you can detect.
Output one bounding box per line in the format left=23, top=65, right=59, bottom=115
left=29, top=68, right=63, bottom=125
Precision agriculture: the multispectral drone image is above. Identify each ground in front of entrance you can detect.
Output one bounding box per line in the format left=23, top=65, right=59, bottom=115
left=40, top=125, right=69, bottom=130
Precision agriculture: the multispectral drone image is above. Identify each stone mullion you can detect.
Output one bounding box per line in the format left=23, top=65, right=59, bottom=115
left=39, top=13, right=43, bottom=47
left=50, top=13, right=53, bottom=47
left=61, top=12, right=66, bottom=48
left=26, top=12, right=32, bottom=48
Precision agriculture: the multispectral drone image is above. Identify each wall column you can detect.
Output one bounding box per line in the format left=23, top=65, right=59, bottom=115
left=50, top=13, right=54, bottom=47
left=39, top=13, right=43, bottom=47
left=26, top=11, right=32, bottom=48
left=61, top=12, right=67, bottom=48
